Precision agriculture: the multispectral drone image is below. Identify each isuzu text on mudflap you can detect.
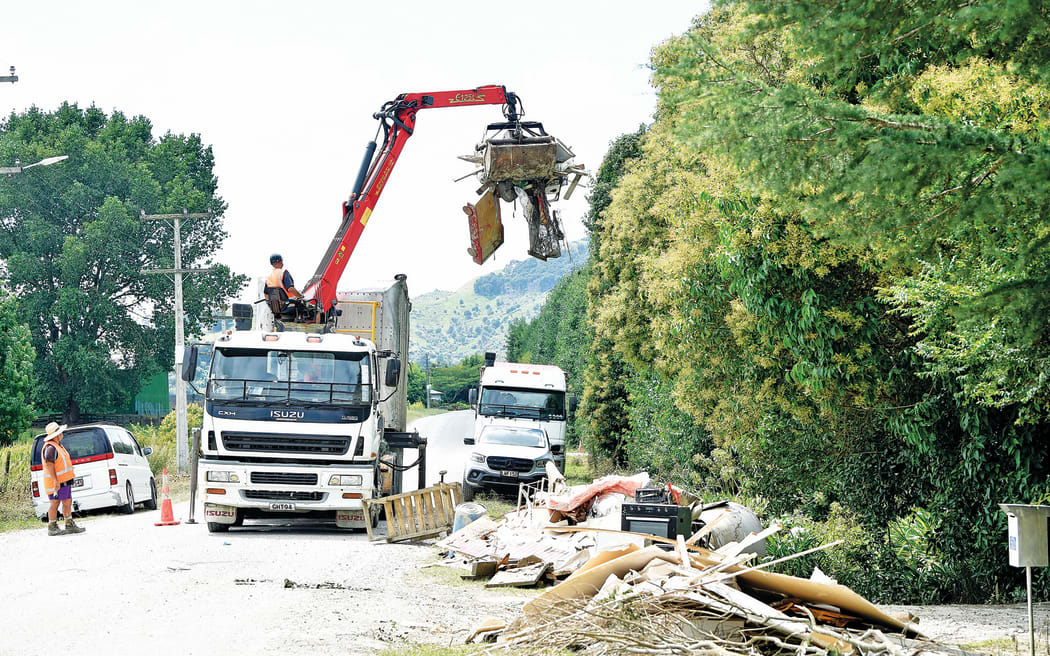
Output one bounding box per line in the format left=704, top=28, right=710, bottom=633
left=182, top=278, right=411, bottom=533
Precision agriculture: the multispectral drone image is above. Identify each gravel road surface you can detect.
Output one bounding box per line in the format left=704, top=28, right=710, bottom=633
left=3, top=409, right=1042, bottom=654
left=1, top=411, right=522, bottom=656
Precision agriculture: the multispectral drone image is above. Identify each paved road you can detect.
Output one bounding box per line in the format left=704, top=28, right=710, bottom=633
left=402, top=409, right=474, bottom=491
left=0, top=409, right=521, bottom=656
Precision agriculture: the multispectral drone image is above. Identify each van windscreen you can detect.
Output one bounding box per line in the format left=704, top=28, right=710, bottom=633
left=31, top=428, right=111, bottom=465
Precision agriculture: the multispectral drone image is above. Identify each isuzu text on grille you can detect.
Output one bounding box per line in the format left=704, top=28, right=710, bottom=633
left=270, top=410, right=305, bottom=420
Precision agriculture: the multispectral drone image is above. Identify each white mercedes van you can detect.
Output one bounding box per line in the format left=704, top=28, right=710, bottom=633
left=29, top=424, right=157, bottom=519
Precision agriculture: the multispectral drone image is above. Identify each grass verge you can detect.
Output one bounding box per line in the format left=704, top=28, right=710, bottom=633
left=407, top=405, right=448, bottom=424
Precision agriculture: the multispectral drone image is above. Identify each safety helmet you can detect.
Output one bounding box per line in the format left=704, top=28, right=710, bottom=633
left=269, top=253, right=283, bottom=266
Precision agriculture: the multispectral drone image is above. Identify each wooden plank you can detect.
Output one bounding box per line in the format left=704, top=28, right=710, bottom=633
left=422, top=490, right=437, bottom=530
left=362, top=499, right=377, bottom=541
left=395, top=497, right=409, bottom=537
left=431, top=489, right=447, bottom=526
left=437, top=485, right=453, bottom=524
left=401, top=496, right=414, bottom=535
left=383, top=500, right=394, bottom=536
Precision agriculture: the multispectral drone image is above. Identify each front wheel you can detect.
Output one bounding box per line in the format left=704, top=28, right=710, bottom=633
left=123, top=482, right=135, bottom=514
left=207, top=522, right=231, bottom=533
left=143, top=479, right=158, bottom=510
left=462, top=481, right=476, bottom=502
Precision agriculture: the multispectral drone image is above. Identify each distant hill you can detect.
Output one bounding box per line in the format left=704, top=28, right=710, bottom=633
left=409, top=240, right=588, bottom=365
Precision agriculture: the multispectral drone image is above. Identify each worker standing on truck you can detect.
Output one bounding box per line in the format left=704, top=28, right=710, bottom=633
left=265, top=254, right=304, bottom=300
left=41, top=422, right=86, bottom=536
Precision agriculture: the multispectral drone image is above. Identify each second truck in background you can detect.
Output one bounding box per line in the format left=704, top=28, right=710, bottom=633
left=462, top=353, right=575, bottom=500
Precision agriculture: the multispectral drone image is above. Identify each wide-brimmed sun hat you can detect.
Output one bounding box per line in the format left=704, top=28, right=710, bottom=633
left=44, top=422, right=67, bottom=442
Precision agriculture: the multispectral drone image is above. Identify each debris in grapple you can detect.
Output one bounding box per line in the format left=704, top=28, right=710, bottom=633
left=463, top=188, right=504, bottom=265
left=458, top=112, right=587, bottom=263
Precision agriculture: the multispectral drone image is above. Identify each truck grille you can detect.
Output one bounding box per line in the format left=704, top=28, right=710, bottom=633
left=221, top=431, right=350, bottom=455
left=486, top=456, right=534, bottom=472
left=250, top=472, right=318, bottom=486
left=243, top=490, right=325, bottom=502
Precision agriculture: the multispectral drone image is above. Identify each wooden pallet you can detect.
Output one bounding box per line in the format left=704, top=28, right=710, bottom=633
left=363, top=482, right=462, bottom=543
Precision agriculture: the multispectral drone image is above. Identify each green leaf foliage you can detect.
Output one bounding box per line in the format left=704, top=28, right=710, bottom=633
left=0, top=103, right=247, bottom=422
left=0, top=292, right=35, bottom=445
left=570, top=4, right=1048, bottom=601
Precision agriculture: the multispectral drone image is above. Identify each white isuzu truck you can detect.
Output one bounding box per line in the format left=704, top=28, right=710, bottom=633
left=182, top=277, right=413, bottom=533
left=463, top=353, right=575, bottom=499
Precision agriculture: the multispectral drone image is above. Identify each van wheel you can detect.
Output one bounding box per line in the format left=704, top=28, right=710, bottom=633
left=144, top=479, right=158, bottom=510
left=123, top=482, right=135, bottom=514
left=207, top=522, right=231, bottom=533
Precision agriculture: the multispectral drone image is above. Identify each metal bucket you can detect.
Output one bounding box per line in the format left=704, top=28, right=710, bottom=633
left=483, top=138, right=557, bottom=182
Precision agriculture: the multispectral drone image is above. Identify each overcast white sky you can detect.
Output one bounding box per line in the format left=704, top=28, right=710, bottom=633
left=1, top=1, right=704, bottom=300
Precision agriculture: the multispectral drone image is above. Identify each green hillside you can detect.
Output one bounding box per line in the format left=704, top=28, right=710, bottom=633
left=409, top=240, right=587, bottom=365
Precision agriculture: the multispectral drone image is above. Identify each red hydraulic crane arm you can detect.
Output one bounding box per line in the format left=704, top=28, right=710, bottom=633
left=302, top=85, right=519, bottom=316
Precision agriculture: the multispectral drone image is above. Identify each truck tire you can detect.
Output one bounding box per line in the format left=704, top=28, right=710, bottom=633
left=207, top=521, right=231, bottom=533
left=462, top=481, right=476, bottom=502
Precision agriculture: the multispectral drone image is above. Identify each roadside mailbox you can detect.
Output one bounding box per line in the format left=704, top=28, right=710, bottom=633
left=999, top=504, right=1050, bottom=567
left=998, top=503, right=1050, bottom=656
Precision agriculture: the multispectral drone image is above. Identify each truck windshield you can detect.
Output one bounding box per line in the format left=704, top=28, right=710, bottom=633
left=208, top=348, right=372, bottom=405
left=479, top=387, right=565, bottom=420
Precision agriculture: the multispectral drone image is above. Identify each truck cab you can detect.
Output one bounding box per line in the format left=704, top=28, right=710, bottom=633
left=189, top=277, right=410, bottom=533
left=465, top=354, right=574, bottom=498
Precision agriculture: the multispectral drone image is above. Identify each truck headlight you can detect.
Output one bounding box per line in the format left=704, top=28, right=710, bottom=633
left=533, top=459, right=552, bottom=472
left=470, top=452, right=486, bottom=464
left=206, top=471, right=240, bottom=483
left=329, top=474, right=363, bottom=486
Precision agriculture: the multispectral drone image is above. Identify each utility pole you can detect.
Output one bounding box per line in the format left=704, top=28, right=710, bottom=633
left=425, top=353, right=431, bottom=409
left=142, top=210, right=212, bottom=474
left=0, top=66, right=17, bottom=84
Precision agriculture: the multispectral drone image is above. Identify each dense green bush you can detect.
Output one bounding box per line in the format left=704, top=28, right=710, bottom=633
left=129, top=404, right=202, bottom=476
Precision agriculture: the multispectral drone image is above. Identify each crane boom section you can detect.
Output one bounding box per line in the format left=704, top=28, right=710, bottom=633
left=303, top=85, right=515, bottom=314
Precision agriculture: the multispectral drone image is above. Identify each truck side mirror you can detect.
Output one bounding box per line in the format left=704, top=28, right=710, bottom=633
left=463, top=437, right=475, bottom=445
left=180, top=345, right=198, bottom=382
left=468, top=388, right=478, bottom=407
left=569, top=394, right=578, bottom=413
left=385, top=358, right=402, bottom=387
left=551, top=444, right=563, bottom=455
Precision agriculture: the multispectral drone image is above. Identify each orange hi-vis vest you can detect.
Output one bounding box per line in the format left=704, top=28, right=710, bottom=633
left=42, top=440, right=74, bottom=496
left=265, top=267, right=287, bottom=292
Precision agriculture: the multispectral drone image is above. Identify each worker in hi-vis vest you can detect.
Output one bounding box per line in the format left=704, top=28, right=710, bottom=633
left=41, top=422, right=86, bottom=536
left=264, top=253, right=303, bottom=301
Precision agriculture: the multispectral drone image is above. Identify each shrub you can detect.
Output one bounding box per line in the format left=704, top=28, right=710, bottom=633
left=130, top=405, right=202, bottom=476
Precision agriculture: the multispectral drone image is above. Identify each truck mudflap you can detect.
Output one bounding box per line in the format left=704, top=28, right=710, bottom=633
left=335, top=509, right=368, bottom=529
left=204, top=503, right=238, bottom=525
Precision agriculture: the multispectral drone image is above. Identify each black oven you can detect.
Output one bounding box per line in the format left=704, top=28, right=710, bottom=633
left=621, top=503, right=692, bottom=540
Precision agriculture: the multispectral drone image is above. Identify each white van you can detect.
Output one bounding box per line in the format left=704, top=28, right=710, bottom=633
left=29, top=424, right=158, bottom=519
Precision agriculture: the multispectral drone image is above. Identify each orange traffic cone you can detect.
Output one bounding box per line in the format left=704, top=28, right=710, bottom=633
left=155, top=468, right=181, bottom=526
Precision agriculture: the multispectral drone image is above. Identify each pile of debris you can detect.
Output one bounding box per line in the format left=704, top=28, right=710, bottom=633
left=435, top=472, right=962, bottom=656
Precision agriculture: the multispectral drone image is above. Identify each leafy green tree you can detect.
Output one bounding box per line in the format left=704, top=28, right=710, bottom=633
left=406, top=361, right=426, bottom=405
left=0, top=104, right=245, bottom=422
left=428, top=354, right=483, bottom=404
left=0, top=291, right=35, bottom=445
left=502, top=267, right=591, bottom=445
left=591, top=3, right=1050, bottom=600
left=582, top=129, right=646, bottom=461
